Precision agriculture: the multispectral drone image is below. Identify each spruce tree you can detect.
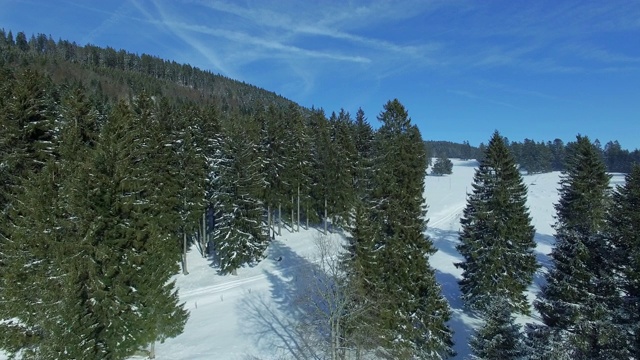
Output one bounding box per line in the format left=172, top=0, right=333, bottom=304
left=606, top=164, right=640, bottom=357
left=50, top=99, right=188, bottom=359
left=432, top=156, right=453, bottom=175
left=522, top=324, right=571, bottom=360
left=213, top=116, right=268, bottom=274
left=0, top=68, right=60, bottom=355
left=456, top=131, right=538, bottom=314
left=281, top=104, right=312, bottom=231
left=350, top=108, right=374, bottom=200
left=534, top=135, right=624, bottom=359
left=364, top=99, right=453, bottom=358
left=469, top=297, right=525, bottom=360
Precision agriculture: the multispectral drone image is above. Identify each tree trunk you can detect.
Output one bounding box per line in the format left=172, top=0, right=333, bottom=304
left=324, top=197, right=328, bottom=235
left=267, top=204, right=272, bottom=239
left=201, top=211, right=206, bottom=258
left=297, top=185, right=300, bottom=232
left=149, top=341, right=155, bottom=359
left=291, top=196, right=294, bottom=233
left=306, top=206, right=309, bottom=230
left=278, top=203, right=282, bottom=236
left=182, top=232, right=189, bottom=275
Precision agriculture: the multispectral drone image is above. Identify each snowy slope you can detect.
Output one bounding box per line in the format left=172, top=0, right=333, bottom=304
left=0, top=160, right=627, bottom=360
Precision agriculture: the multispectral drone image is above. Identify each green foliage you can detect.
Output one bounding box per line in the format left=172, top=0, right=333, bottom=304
left=425, top=140, right=481, bottom=161
left=470, top=297, right=525, bottom=360
left=607, top=164, right=640, bottom=357
left=456, top=131, right=538, bottom=314
left=213, top=115, right=269, bottom=274
left=432, top=156, right=453, bottom=175
left=517, top=139, right=552, bottom=174
left=535, top=135, right=626, bottom=359
left=346, top=99, right=453, bottom=359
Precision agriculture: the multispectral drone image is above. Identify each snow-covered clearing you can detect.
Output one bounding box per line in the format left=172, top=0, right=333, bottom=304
left=0, top=160, right=627, bottom=360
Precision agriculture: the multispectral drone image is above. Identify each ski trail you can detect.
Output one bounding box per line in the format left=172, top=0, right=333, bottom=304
left=180, top=253, right=328, bottom=298
left=429, top=204, right=466, bottom=229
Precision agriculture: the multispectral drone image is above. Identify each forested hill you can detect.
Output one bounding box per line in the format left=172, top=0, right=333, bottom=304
left=0, top=29, right=294, bottom=112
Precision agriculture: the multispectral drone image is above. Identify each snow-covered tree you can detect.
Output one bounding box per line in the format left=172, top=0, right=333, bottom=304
left=356, top=99, right=453, bottom=358
left=535, top=135, right=625, bottom=359
left=606, top=164, right=640, bottom=357
left=470, top=297, right=525, bottom=360
left=456, top=131, right=538, bottom=314
left=213, top=117, right=269, bottom=274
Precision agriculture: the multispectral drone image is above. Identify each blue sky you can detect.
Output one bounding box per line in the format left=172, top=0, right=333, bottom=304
left=2, top=0, right=639, bottom=149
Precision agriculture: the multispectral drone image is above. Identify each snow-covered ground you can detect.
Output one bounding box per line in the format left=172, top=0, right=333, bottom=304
left=0, top=160, right=628, bottom=360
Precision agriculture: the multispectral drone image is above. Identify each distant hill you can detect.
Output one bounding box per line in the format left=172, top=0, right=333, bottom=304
left=0, top=29, right=296, bottom=113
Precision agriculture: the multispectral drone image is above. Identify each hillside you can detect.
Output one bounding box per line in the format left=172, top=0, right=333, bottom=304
left=0, top=29, right=295, bottom=113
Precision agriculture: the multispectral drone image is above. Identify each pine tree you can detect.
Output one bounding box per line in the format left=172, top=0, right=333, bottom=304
left=280, top=104, right=312, bottom=231
left=40, top=99, right=189, bottom=359
left=431, top=156, right=453, bottom=175
left=328, top=109, right=356, bottom=228
left=309, top=108, right=334, bottom=230
left=535, top=135, right=624, bottom=359
left=456, top=131, right=538, bottom=314
left=522, top=324, right=571, bottom=360
left=350, top=108, right=374, bottom=200
left=363, top=99, right=453, bottom=358
left=0, top=68, right=60, bottom=355
left=606, top=164, right=640, bottom=357
left=213, top=115, right=268, bottom=274
left=469, top=297, right=525, bottom=360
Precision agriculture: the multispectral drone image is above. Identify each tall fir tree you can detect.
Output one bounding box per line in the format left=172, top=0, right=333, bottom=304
left=455, top=131, right=538, bottom=314
left=46, top=99, right=188, bottom=359
left=0, top=68, right=60, bottom=355
left=362, top=99, right=453, bottom=358
left=534, top=135, right=625, bottom=359
left=212, top=115, right=269, bottom=274
left=606, top=164, right=640, bottom=357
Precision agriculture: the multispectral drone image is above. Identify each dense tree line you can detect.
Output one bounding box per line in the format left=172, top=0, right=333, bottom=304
left=426, top=137, right=639, bottom=175
left=425, top=140, right=479, bottom=161
left=508, top=137, right=639, bottom=174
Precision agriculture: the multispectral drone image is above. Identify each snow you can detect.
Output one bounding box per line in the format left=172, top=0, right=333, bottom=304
left=0, top=159, right=626, bottom=360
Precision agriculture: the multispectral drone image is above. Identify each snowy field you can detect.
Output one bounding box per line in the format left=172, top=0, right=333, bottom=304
left=0, top=160, right=627, bottom=360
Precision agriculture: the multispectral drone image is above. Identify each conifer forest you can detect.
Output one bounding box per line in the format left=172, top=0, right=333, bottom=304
left=1, top=30, right=639, bottom=359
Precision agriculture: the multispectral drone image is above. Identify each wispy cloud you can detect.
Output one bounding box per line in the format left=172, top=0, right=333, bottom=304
left=191, top=0, right=440, bottom=58
left=81, top=2, right=134, bottom=45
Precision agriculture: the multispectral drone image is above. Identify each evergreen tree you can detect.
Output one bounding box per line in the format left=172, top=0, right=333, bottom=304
left=364, top=99, right=453, bottom=358
left=456, top=131, right=538, bottom=314
left=309, top=108, right=335, bottom=230
left=535, top=135, right=624, bottom=359
left=0, top=68, right=59, bottom=355
left=281, top=104, right=312, bottom=231
left=212, top=116, right=268, bottom=274
left=431, top=156, right=453, bottom=175
left=548, top=138, right=566, bottom=171
left=521, top=324, right=571, bottom=360
left=606, top=164, right=640, bottom=357
left=469, top=297, right=525, bottom=360
left=350, top=108, right=374, bottom=199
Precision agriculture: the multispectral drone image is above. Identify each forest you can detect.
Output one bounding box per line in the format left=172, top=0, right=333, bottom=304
left=1, top=29, right=639, bottom=359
